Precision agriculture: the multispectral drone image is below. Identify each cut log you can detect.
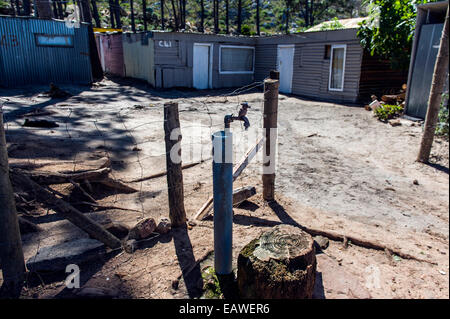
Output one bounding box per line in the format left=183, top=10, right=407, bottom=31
left=192, top=186, right=257, bottom=221
left=120, top=160, right=207, bottom=183
left=10, top=171, right=122, bottom=249
left=9, top=157, right=111, bottom=172
left=11, top=167, right=110, bottom=185
left=232, top=186, right=256, bottom=206
left=237, top=225, right=316, bottom=299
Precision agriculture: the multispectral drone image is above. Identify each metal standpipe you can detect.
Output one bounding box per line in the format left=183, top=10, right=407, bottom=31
left=212, top=130, right=233, bottom=275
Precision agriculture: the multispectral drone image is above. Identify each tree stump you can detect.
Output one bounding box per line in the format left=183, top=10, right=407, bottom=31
left=237, top=225, right=316, bottom=299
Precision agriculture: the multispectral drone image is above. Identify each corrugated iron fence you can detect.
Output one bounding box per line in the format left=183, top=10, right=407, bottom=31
left=0, top=16, right=92, bottom=87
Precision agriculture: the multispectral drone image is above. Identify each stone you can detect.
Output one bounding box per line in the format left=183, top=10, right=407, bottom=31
left=155, top=218, right=172, bottom=234
left=128, top=217, right=157, bottom=240
left=388, top=119, right=402, bottom=127
left=26, top=238, right=105, bottom=272
left=104, top=222, right=129, bottom=240
left=314, top=235, right=329, bottom=250
left=237, top=225, right=316, bottom=299
left=124, top=239, right=138, bottom=254
left=413, top=179, right=419, bottom=185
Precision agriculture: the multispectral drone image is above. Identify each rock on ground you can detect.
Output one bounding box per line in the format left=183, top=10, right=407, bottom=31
left=128, top=217, right=157, bottom=240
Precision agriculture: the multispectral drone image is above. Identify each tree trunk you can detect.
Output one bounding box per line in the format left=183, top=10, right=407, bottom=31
left=285, top=7, right=289, bottom=34
left=109, top=0, right=116, bottom=28
left=200, top=0, right=204, bottom=32
left=130, top=0, right=136, bottom=32
left=0, top=109, right=25, bottom=299
left=79, top=0, right=92, bottom=23
left=170, top=0, right=179, bottom=30
left=256, top=0, right=260, bottom=35
left=14, top=0, right=20, bottom=15
left=237, top=225, right=316, bottom=299
left=417, top=7, right=449, bottom=163
left=23, top=0, right=32, bottom=16
left=9, top=0, right=16, bottom=16
left=114, top=0, right=122, bottom=28
left=225, top=0, right=229, bottom=34
left=237, top=0, right=242, bottom=34
left=214, top=0, right=219, bottom=34
left=91, top=0, right=101, bottom=27
left=161, top=0, right=165, bottom=29
left=142, top=0, right=147, bottom=31
left=35, top=0, right=54, bottom=19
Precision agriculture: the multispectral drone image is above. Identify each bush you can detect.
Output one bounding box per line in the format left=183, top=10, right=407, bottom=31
left=241, top=25, right=251, bottom=36
left=374, top=104, right=404, bottom=121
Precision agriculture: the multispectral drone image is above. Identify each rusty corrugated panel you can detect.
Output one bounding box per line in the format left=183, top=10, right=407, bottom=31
left=0, top=16, right=92, bottom=87
left=96, top=32, right=124, bottom=77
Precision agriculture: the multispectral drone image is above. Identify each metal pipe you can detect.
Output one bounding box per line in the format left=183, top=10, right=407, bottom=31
left=212, top=130, right=233, bottom=275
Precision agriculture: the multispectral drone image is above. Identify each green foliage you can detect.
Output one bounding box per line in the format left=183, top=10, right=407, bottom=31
left=374, top=104, right=404, bottom=121
left=436, top=93, right=449, bottom=137
left=357, top=0, right=437, bottom=70
left=202, top=267, right=223, bottom=299
left=241, top=24, right=251, bottom=35
left=319, top=17, right=345, bottom=31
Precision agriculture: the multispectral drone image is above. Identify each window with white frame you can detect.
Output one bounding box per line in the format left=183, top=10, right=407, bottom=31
left=219, top=46, right=254, bottom=74
left=328, top=44, right=346, bottom=91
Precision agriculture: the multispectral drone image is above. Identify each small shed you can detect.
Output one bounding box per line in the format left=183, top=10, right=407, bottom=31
left=123, top=31, right=256, bottom=89
left=405, top=1, right=449, bottom=119
left=95, top=32, right=125, bottom=77
left=0, top=15, right=93, bottom=87
left=255, top=22, right=408, bottom=104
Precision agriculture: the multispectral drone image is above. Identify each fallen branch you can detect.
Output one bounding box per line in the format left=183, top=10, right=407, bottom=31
left=11, top=167, right=111, bottom=185
left=98, top=176, right=138, bottom=193
left=10, top=171, right=122, bottom=249
left=75, top=202, right=142, bottom=213
left=121, top=159, right=208, bottom=183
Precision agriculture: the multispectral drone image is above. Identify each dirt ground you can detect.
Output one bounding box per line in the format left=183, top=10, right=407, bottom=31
left=0, top=77, right=448, bottom=299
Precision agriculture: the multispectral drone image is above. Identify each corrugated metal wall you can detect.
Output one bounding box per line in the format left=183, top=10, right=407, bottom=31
left=122, top=32, right=155, bottom=86
left=152, top=32, right=255, bottom=89
left=0, top=16, right=92, bottom=87
left=96, top=32, right=125, bottom=77
left=255, top=30, right=364, bottom=103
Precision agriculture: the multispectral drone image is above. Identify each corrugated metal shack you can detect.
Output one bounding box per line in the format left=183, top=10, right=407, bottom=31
left=0, top=15, right=93, bottom=87
left=95, top=32, right=125, bottom=77
left=122, top=32, right=155, bottom=86
left=123, top=31, right=255, bottom=89
left=255, top=26, right=407, bottom=104
left=405, top=1, right=449, bottom=119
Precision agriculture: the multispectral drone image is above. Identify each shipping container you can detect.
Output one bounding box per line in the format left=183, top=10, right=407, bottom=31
left=0, top=15, right=92, bottom=87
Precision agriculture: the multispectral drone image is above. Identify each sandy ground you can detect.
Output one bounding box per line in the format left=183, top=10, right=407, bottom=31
left=0, top=77, right=448, bottom=299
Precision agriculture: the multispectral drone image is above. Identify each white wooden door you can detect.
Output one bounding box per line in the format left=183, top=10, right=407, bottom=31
left=277, top=45, right=295, bottom=93
left=193, top=44, right=211, bottom=89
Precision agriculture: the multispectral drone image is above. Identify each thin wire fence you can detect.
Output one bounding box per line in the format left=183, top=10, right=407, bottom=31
left=0, top=80, right=268, bottom=286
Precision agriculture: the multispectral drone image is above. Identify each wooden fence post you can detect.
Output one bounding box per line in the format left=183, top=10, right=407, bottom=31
left=0, top=108, right=25, bottom=298
left=164, top=102, right=187, bottom=227
left=262, top=71, right=280, bottom=201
